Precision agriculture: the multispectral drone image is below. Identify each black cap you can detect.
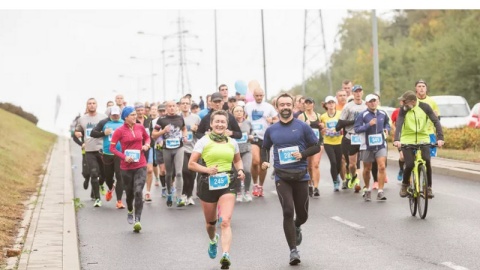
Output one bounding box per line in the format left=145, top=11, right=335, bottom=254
left=305, top=97, right=315, bottom=103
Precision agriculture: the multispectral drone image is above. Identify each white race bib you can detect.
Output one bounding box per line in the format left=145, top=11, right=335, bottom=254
left=368, top=134, right=383, bottom=146
left=351, top=134, right=361, bottom=145
left=208, top=173, right=229, bottom=190
left=125, top=149, right=140, bottom=162
left=165, top=138, right=180, bottom=149
left=312, top=128, right=320, bottom=139
left=236, top=132, right=248, bottom=143
left=278, top=146, right=300, bottom=165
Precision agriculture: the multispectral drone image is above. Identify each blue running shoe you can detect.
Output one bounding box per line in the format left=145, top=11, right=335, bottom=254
left=127, top=211, right=134, bottom=224
left=166, top=194, right=173, bottom=207
left=220, top=252, right=231, bottom=269
left=208, top=233, right=219, bottom=259
left=333, top=181, right=340, bottom=192
left=397, top=170, right=403, bottom=181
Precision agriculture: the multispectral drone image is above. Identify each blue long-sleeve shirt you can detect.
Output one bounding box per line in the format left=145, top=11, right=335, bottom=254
left=353, top=109, right=390, bottom=151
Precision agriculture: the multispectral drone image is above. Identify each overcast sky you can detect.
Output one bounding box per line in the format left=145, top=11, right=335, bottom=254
left=0, top=9, right=353, bottom=134
left=0, top=1, right=472, bottom=135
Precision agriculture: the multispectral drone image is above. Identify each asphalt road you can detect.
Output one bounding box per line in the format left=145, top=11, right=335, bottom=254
left=71, top=141, right=480, bottom=270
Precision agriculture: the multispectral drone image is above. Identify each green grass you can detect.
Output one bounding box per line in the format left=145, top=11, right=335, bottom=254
left=0, top=108, right=56, bottom=267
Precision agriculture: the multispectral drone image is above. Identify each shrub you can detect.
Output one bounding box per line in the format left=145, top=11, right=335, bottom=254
left=442, top=127, right=480, bottom=150
left=0, top=102, right=38, bottom=125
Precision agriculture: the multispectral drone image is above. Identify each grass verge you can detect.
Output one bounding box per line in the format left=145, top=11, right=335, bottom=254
left=0, top=109, right=56, bottom=267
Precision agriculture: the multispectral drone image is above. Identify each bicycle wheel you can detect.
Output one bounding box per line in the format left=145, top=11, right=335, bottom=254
left=417, top=165, right=428, bottom=219
left=409, top=174, right=417, bottom=216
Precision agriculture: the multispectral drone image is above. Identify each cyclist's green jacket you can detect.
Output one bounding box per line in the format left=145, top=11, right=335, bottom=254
left=394, top=102, right=444, bottom=144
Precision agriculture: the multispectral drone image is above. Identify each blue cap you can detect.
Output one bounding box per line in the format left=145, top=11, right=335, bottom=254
left=352, top=85, right=363, bottom=92
left=121, top=106, right=135, bottom=120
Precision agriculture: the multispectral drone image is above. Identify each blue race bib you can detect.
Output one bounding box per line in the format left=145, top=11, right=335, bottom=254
left=208, top=173, right=230, bottom=190
left=166, top=138, right=180, bottom=149
left=278, top=146, right=300, bottom=165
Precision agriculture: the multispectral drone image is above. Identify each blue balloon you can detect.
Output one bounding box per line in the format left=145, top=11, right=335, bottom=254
left=234, top=80, right=247, bottom=95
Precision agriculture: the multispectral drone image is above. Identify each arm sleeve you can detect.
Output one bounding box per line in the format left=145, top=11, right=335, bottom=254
left=90, top=118, right=108, bottom=138
left=195, top=115, right=209, bottom=139
left=228, top=114, right=242, bottom=139
left=261, top=129, right=272, bottom=163
left=394, top=109, right=406, bottom=141
left=336, top=119, right=354, bottom=131
left=72, top=132, right=83, bottom=146
left=420, top=102, right=444, bottom=141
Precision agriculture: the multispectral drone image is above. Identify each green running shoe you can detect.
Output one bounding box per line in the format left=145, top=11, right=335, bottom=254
left=220, top=252, right=231, bottom=269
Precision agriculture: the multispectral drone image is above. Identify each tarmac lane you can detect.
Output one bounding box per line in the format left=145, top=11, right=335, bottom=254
left=71, top=140, right=480, bottom=270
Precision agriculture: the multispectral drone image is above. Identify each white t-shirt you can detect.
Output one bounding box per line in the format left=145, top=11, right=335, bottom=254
left=244, top=101, right=277, bottom=140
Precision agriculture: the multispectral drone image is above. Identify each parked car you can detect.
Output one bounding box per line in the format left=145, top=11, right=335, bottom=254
left=430, top=95, right=471, bottom=128
left=467, top=102, right=480, bottom=128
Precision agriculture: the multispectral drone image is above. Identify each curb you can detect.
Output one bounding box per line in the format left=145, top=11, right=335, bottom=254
left=4, top=140, right=55, bottom=270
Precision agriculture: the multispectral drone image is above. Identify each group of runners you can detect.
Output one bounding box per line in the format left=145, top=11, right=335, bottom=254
left=71, top=79, right=444, bottom=269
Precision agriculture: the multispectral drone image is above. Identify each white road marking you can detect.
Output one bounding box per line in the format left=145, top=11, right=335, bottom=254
left=441, top=262, right=469, bottom=270
left=331, top=216, right=364, bottom=229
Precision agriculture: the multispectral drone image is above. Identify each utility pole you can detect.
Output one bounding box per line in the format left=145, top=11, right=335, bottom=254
left=302, top=9, right=332, bottom=96
left=372, top=10, right=380, bottom=95
left=214, top=10, right=219, bottom=89
left=261, top=10, right=267, bottom=99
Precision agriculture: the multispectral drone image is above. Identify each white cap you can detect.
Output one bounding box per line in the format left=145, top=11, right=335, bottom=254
left=110, top=105, right=121, bottom=115
left=324, top=96, right=337, bottom=103
left=237, top=100, right=246, bottom=107
left=365, top=94, right=378, bottom=102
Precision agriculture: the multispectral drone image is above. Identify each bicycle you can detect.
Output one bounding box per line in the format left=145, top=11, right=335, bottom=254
left=400, top=143, right=437, bottom=219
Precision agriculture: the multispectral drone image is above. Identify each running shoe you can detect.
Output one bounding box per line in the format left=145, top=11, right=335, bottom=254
left=333, top=181, right=340, bottom=192
left=341, top=180, right=348, bottom=190
left=258, top=186, right=264, bottom=197
left=161, top=188, right=167, bottom=198
left=377, top=191, right=387, bottom=201
left=186, top=196, right=195, bottom=206
left=346, top=172, right=352, bottom=182
left=289, top=249, right=301, bottom=265
left=93, top=199, right=102, bottom=207
left=295, top=226, right=302, bottom=246
left=313, top=188, right=320, bottom=197
left=399, top=183, right=408, bottom=197
left=220, top=252, right=231, bottom=269
left=397, top=170, right=404, bottom=181
left=166, top=194, right=173, bottom=207
left=100, top=184, right=106, bottom=196
left=208, top=233, right=219, bottom=259
left=176, top=197, right=185, bottom=207
left=348, top=174, right=358, bottom=189
left=364, top=190, right=371, bottom=201
left=144, top=192, right=152, bottom=202
left=427, top=187, right=435, bottom=198
left=133, top=218, right=142, bottom=233
left=116, top=200, right=125, bottom=209
left=83, top=178, right=89, bottom=190
left=127, top=211, right=134, bottom=224
left=244, top=191, right=253, bottom=202
left=372, top=182, right=379, bottom=190
left=252, top=185, right=260, bottom=197
left=105, top=189, right=113, bottom=202
left=236, top=192, right=243, bottom=202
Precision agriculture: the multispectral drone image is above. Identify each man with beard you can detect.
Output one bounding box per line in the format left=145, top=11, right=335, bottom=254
left=261, top=93, right=320, bottom=266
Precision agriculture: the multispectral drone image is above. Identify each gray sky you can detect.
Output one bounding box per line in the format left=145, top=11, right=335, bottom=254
left=0, top=9, right=352, bottom=134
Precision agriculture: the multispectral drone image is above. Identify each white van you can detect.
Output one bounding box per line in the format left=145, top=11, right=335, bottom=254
left=430, top=95, right=471, bottom=128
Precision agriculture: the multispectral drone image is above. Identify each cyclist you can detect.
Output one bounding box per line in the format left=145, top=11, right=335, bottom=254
left=393, top=91, right=444, bottom=198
